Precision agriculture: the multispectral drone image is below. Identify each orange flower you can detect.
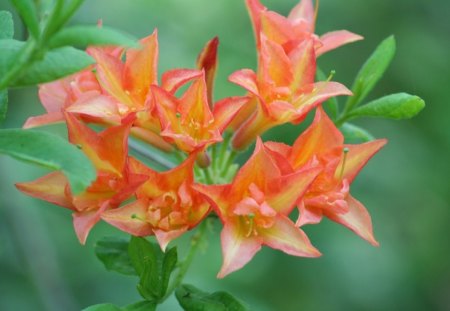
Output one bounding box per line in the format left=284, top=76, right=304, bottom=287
left=265, top=108, right=387, bottom=246
left=101, top=155, right=210, bottom=251
left=16, top=113, right=147, bottom=244
left=246, top=0, right=363, bottom=56
left=152, top=73, right=248, bottom=154
left=230, top=35, right=351, bottom=149
left=194, top=138, right=321, bottom=277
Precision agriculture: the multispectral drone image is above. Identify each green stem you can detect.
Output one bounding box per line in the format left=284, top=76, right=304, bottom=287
left=162, top=221, right=208, bottom=301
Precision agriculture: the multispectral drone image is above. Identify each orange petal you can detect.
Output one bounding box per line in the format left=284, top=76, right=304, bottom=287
left=228, top=69, right=259, bottom=96
left=66, top=94, right=120, bottom=123
left=73, top=201, right=109, bottom=244
left=288, top=0, right=315, bottom=32
left=231, top=138, right=281, bottom=196
left=123, top=30, right=158, bottom=103
left=89, top=48, right=133, bottom=107
left=179, top=75, right=214, bottom=126
left=23, top=112, right=64, bottom=128
left=324, top=195, right=379, bottom=246
left=336, top=139, right=387, bottom=183
left=266, top=166, right=321, bottom=215
left=154, top=227, right=188, bottom=252
left=317, top=30, right=363, bottom=57
left=16, top=172, right=73, bottom=209
left=245, top=0, right=266, bottom=47
left=212, top=96, right=249, bottom=132
left=261, top=214, right=321, bottom=257
left=259, top=35, right=293, bottom=88
left=101, top=199, right=153, bottom=237
left=38, top=78, right=71, bottom=112
left=160, top=69, right=202, bottom=94
left=290, top=107, right=343, bottom=168
left=289, top=39, right=316, bottom=90
left=217, top=221, right=262, bottom=278
left=197, top=37, right=219, bottom=105
left=192, top=183, right=229, bottom=218
left=260, top=11, right=294, bottom=46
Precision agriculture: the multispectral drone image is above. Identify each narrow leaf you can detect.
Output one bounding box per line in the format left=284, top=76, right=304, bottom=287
left=123, top=301, right=157, bottom=311
left=10, top=0, right=40, bottom=39
left=346, top=36, right=396, bottom=110
left=340, top=123, right=375, bottom=144
left=175, top=284, right=249, bottom=311
left=95, top=236, right=136, bottom=276
left=347, top=93, right=425, bottom=120
left=49, top=25, right=139, bottom=49
left=0, top=11, right=14, bottom=39
left=0, top=129, right=95, bottom=194
left=0, top=89, right=7, bottom=124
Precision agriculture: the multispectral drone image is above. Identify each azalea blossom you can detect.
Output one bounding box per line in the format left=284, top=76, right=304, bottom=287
left=265, top=108, right=387, bottom=245
left=16, top=113, right=147, bottom=244
left=194, top=138, right=322, bottom=277
left=101, top=154, right=210, bottom=251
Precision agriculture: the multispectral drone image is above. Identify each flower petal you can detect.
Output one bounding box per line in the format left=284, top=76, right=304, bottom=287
left=101, top=199, right=153, bottom=237
left=197, top=37, right=219, bottom=105
left=288, top=0, right=315, bottom=31
left=228, top=69, right=259, bottom=96
left=212, top=96, right=249, bottom=132
left=316, top=30, right=363, bottom=57
left=336, top=139, right=387, bottom=183
left=324, top=195, right=379, bottom=246
left=23, top=112, right=64, bottom=128
left=289, top=39, right=316, bottom=90
left=261, top=214, right=321, bottom=257
left=154, top=227, right=188, bottom=252
left=218, top=221, right=262, bottom=278
left=160, top=69, right=202, bottom=94
left=73, top=201, right=109, bottom=244
left=15, top=172, right=73, bottom=208
left=296, top=201, right=323, bottom=226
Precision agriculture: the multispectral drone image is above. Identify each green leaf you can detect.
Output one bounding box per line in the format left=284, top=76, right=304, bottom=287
left=10, top=0, right=40, bottom=39
left=175, top=284, right=249, bottom=311
left=95, top=237, right=136, bottom=276
left=0, top=89, right=7, bottom=124
left=0, top=129, right=95, bottom=194
left=161, top=247, right=178, bottom=296
left=0, top=39, right=94, bottom=86
left=347, top=93, right=425, bottom=120
left=123, top=301, right=157, bottom=311
left=49, top=25, right=139, bottom=49
left=0, top=11, right=14, bottom=39
left=81, top=303, right=122, bottom=311
left=128, top=236, right=157, bottom=276
left=346, top=35, right=396, bottom=110
left=340, top=123, right=375, bottom=144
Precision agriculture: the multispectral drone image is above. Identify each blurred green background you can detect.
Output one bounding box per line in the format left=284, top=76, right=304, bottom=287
left=1, top=0, right=449, bottom=310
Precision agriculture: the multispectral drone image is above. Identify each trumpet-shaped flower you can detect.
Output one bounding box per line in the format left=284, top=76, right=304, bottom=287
left=230, top=35, right=351, bottom=149
left=152, top=73, right=248, bottom=154
left=246, top=0, right=363, bottom=56
left=265, top=108, right=387, bottom=246
left=16, top=113, right=147, bottom=244
left=101, top=155, right=210, bottom=251
left=194, top=138, right=321, bottom=278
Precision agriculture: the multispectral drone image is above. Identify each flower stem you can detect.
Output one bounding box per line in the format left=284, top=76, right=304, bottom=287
left=162, top=220, right=209, bottom=301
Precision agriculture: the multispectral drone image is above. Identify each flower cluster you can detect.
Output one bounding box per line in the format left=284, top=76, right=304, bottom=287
left=17, top=0, right=386, bottom=278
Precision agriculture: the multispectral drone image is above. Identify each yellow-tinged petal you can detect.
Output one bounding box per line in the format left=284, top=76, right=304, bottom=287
left=288, top=0, right=315, bottom=31
left=260, top=11, right=294, bottom=46
left=101, top=199, right=153, bottom=237
left=316, top=30, right=363, bottom=57
left=179, top=75, right=214, bottom=126
left=245, top=0, right=266, bottom=47
left=335, top=139, right=387, bottom=183
left=15, top=172, right=73, bottom=209
left=192, top=183, right=229, bottom=219
left=266, top=166, right=321, bottom=215
left=123, top=30, right=158, bottom=104
left=231, top=138, right=280, bottom=196
left=261, top=214, right=321, bottom=257
left=89, top=48, right=133, bottom=107
left=324, top=195, right=379, bottom=246
left=259, top=35, right=293, bottom=89
left=289, top=39, right=316, bottom=90
left=212, top=96, right=249, bottom=132
left=296, top=202, right=323, bottom=226
left=218, top=221, right=262, bottom=278
left=290, top=107, right=343, bottom=168
left=228, top=69, right=260, bottom=97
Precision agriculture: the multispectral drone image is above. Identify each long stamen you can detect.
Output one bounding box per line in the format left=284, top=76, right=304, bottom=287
left=339, top=147, right=349, bottom=180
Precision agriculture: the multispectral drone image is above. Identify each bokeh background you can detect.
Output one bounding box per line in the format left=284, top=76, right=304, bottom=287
left=1, top=0, right=449, bottom=310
